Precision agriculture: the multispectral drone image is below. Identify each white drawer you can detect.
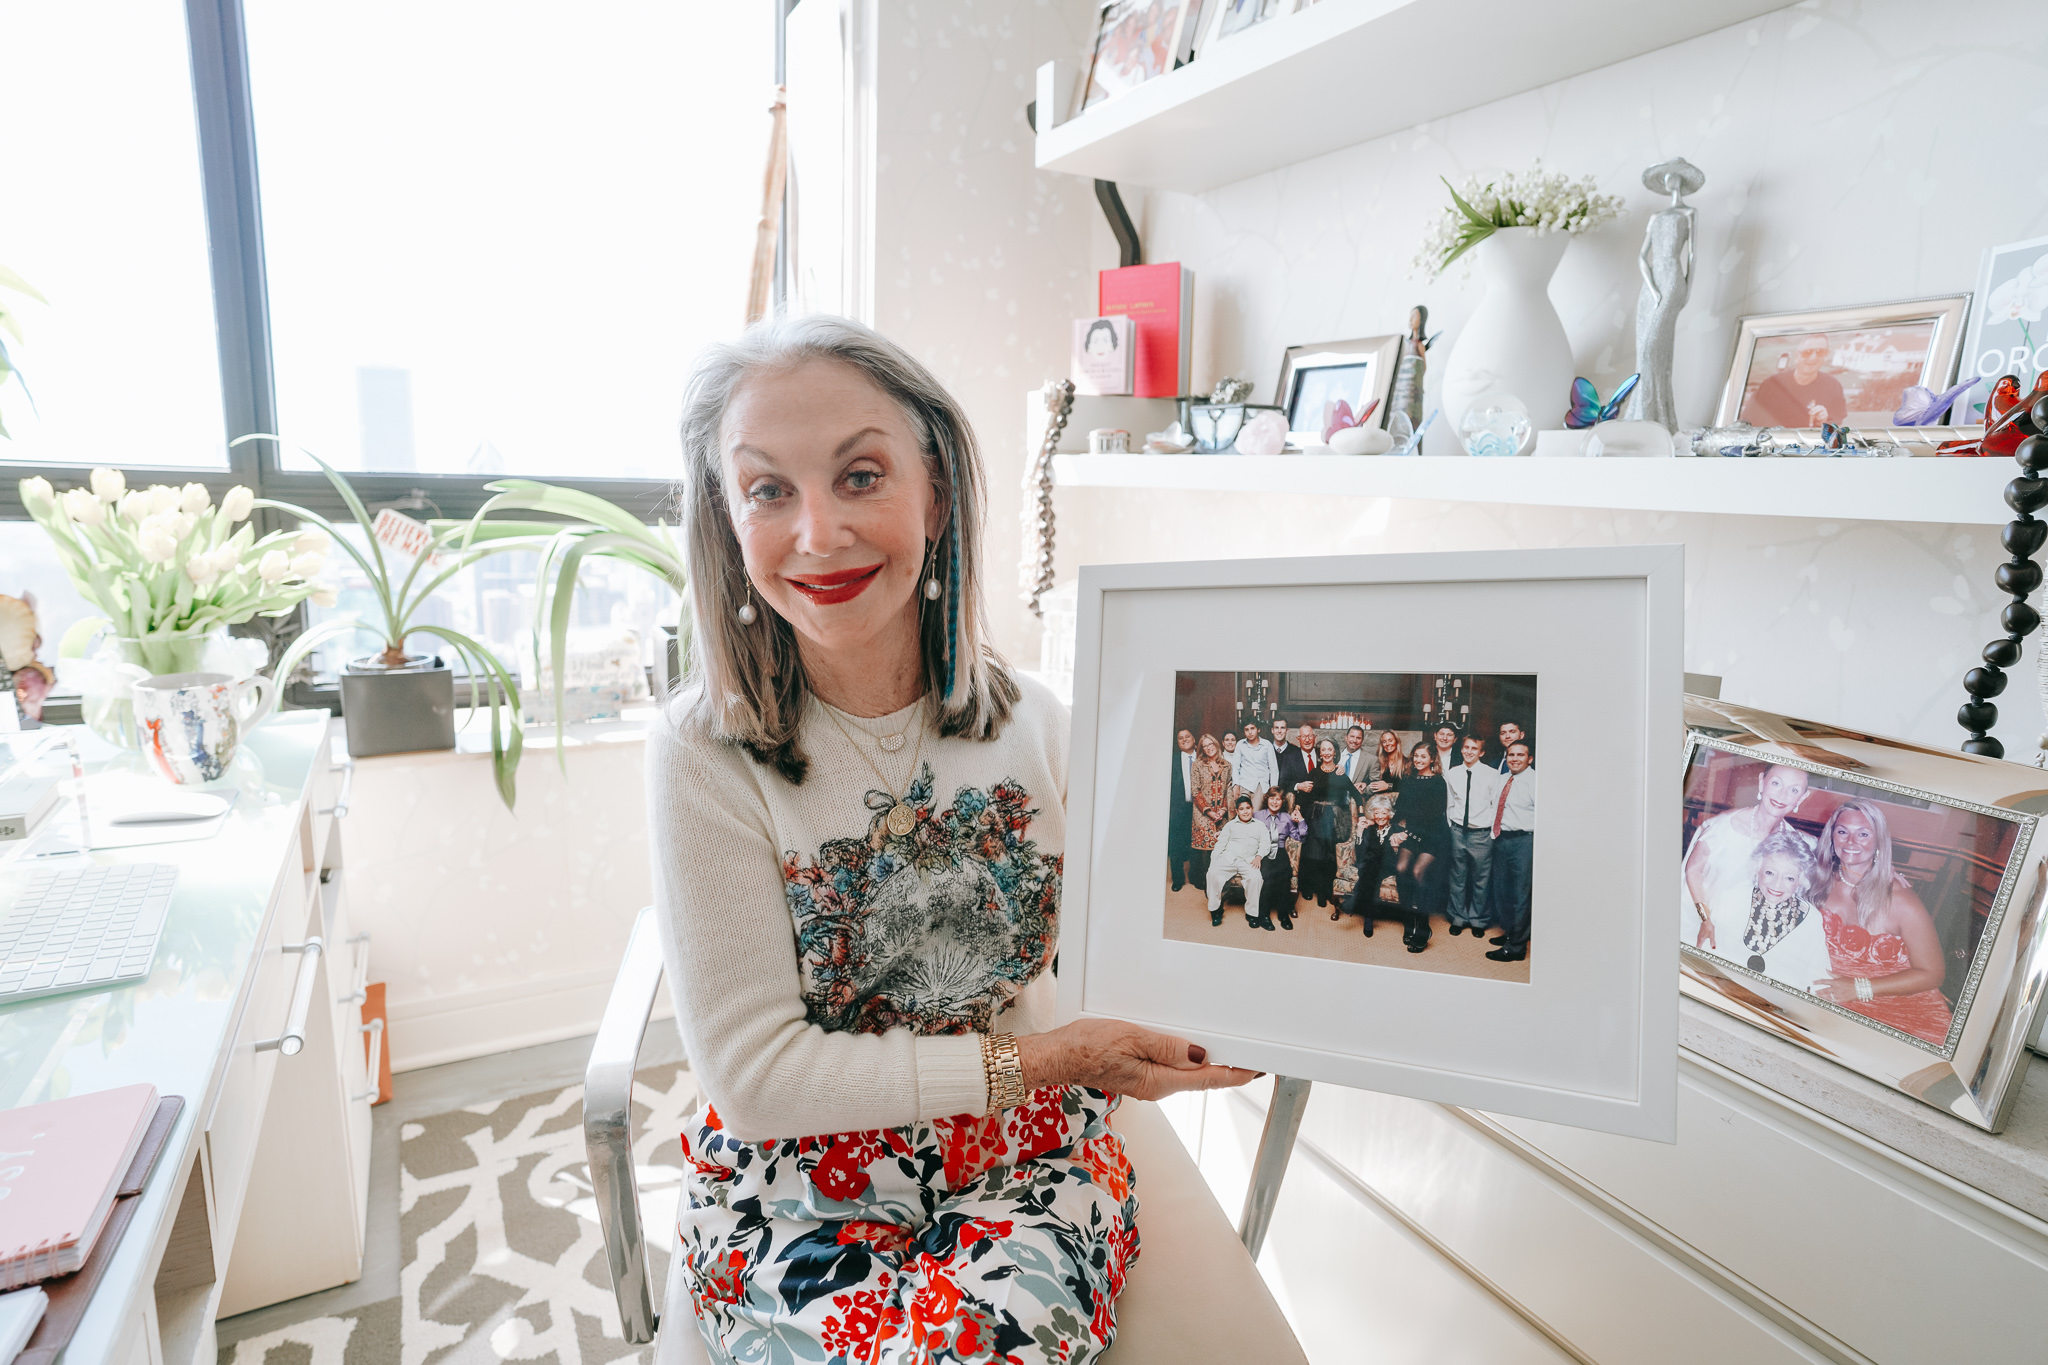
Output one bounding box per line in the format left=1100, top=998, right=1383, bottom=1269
left=1496, top=1060, right=2048, bottom=1364
left=204, top=851, right=309, bottom=1250
left=1292, top=1081, right=1829, bottom=1364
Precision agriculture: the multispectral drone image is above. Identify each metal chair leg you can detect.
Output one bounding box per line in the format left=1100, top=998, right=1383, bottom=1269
left=1237, top=1076, right=1311, bottom=1260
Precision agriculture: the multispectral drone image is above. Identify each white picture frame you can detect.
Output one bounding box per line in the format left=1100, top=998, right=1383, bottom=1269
left=1060, top=547, right=1685, bottom=1142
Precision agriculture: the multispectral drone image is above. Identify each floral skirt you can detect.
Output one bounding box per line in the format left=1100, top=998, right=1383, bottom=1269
left=677, top=1086, right=1139, bottom=1364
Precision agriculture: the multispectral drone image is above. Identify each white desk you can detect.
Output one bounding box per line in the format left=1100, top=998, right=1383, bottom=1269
left=0, top=710, right=366, bottom=1364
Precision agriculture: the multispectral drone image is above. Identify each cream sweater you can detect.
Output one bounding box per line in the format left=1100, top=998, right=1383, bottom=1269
left=645, top=675, right=1067, bottom=1140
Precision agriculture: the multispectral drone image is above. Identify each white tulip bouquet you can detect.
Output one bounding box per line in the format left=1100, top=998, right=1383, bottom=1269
left=17, top=468, right=334, bottom=640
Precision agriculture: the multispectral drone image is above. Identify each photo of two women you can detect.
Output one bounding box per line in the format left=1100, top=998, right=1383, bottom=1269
left=1164, top=670, right=1538, bottom=983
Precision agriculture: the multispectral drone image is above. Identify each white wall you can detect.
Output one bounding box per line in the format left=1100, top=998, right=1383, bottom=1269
left=345, top=737, right=656, bottom=1071
left=1040, top=0, right=2048, bottom=755
left=869, top=0, right=1107, bottom=667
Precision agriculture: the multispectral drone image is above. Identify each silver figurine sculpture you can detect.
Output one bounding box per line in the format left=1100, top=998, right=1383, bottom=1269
left=1624, top=157, right=1704, bottom=430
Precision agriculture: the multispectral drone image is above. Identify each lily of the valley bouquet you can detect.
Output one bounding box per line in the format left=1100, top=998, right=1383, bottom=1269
left=18, top=468, right=335, bottom=645
left=1413, top=162, right=1625, bottom=278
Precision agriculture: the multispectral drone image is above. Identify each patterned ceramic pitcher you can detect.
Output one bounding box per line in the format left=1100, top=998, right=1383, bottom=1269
left=133, top=671, right=278, bottom=785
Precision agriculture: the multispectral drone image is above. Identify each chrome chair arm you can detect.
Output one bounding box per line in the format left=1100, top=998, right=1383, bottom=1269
left=585, top=905, right=667, bottom=1345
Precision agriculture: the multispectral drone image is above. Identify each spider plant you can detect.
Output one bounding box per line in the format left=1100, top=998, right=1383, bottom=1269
left=256, top=449, right=532, bottom=809
left=451, top=479, right=689, bottom=759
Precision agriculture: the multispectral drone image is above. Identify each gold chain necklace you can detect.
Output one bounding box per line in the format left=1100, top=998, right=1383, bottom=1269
left=821, top=698, right=928, bottom=836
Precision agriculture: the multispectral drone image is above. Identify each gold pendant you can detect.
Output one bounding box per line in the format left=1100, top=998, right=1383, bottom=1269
left=887, top=802, right=917, bottom=836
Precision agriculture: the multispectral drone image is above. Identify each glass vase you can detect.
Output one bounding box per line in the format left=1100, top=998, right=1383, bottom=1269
left=62, top=627, right=270, bottom=750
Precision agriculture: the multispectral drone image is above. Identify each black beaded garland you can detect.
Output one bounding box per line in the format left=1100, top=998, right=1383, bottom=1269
left=1959, top=431, right=2048, bottom=758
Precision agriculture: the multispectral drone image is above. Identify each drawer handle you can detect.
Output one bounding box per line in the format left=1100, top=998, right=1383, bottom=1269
left=347, top=931, right=371, bottom=993
left=353, top=1018, right=385, bottom=1103
left=319, top=759, right=355, bottom=818
left=256, top=938, right=323, bottom=1057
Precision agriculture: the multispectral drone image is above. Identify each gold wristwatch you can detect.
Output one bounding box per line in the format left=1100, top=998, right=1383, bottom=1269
left=981, top=1031, right=1028, bottom=1111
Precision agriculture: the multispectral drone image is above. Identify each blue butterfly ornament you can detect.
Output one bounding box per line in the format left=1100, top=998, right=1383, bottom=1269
left=1564, top=373, right=1641, bottom=430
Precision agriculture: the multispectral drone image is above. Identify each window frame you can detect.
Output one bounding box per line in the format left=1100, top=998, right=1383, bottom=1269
left=0, top=0, right=689, bottom=526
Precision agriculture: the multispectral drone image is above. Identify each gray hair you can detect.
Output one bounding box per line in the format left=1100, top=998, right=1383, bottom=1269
left=677, top=313, right=1018, bottom=783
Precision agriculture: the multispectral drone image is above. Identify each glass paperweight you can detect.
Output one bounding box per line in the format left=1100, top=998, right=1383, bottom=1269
left=1457, top=394, right=1531, bottom=457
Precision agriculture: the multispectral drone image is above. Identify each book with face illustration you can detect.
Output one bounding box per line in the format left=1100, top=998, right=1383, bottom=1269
left=1072, top=316, right=1135, bottom=397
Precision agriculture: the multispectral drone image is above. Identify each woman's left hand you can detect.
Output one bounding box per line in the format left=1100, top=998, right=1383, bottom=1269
left=1018, top=1019, right=1263, bottom=1102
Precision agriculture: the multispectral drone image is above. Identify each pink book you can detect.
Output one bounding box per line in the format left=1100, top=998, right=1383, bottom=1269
left=0, top=1084, right=158, bottom=1288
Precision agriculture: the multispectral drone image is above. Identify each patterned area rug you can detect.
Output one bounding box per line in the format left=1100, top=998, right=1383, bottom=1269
left=221, top=1062, right=698, bottom=1365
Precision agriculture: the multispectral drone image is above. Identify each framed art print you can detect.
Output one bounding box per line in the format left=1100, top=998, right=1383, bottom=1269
left=1957, top=234, right=2048, bottom=426
left=1080, top=0, right=1198, bottom=112
left=1713, top=296, right=1971, bottom=428
left=1678, top=697, right=2048, bottom=1132
left=1060, top=547, right=1684, bottom=1142
left=1275, top=335, right=1400, bottom=442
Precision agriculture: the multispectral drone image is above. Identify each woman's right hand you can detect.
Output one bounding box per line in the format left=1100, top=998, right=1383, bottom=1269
left=1017, top=1019, right=1261, bottom=1102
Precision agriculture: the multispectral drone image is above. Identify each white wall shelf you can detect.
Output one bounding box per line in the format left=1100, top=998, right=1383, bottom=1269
left=1051, top=453, right=2017, bottom=525
left=1035, top=0, right=1792, bottom=193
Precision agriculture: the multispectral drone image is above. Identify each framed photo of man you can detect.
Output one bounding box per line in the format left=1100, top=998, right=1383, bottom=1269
left=1679, top=696, right=2048, bottom=1133
left=1713, top=296, right=1971, bottom=429
left=1061, top=547, right=1684, bottom=1142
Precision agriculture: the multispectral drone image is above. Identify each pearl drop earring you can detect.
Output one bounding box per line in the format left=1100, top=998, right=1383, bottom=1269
left=923, top=539, right=943, bottom=601
left=736, top=583, right=758, bottom=625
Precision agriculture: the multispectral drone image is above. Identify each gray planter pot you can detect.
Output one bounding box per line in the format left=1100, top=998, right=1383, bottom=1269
left=340, top=655, right=456, bottom=758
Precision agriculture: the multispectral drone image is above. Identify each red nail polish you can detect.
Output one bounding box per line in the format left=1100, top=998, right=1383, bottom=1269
left=1188, top=1044, right=1207, bottom=1064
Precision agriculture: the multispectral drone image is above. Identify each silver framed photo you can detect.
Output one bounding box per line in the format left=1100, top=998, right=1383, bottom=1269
left=1275, top=335, right=1400, bottom=442
left=1713, top=295, right=1971, bottom=428
left=1679, top=697, right=2048, bottom=1132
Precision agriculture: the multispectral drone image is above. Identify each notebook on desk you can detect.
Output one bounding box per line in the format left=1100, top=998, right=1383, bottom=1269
left=0, top=1084, right=159, bottom=1289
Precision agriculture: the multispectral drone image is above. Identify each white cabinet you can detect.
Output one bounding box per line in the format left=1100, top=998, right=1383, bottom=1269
left=220, top=751, right=374, bottom=1316
left=1181, top=1014, right=2048, bottom=1363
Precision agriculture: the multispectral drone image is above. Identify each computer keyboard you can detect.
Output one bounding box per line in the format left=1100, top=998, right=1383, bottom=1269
left=0, top=862, right=178, bottom=1005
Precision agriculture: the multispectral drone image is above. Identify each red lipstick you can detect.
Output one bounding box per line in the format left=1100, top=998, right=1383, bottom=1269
left=785, top=562, right=884, bottom=605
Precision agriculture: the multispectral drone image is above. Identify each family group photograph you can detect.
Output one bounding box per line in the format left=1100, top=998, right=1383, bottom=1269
left=1164, top=670, right=1539, bottom=983
left=1680, top=745, right=2022, bottom=1050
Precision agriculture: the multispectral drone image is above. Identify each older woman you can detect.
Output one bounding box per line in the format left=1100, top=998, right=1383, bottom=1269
left=1340, top=793, right=1399, bottom=936
left=651, top=315, right=1255, bottom=1362
left=1807, top=799, right=1953, bottom=1045
left=1685, top=763, right=1812, bottom=951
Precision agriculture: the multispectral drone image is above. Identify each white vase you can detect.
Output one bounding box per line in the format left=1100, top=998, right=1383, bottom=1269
left=1441, top=227, right=1576, bottom=451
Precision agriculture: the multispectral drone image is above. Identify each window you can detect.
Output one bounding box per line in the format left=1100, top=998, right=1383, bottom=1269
left=243, top=0, right=773, bottom=479
left=0, top=1, right=228, bottom=470
left=300, top=524, right=681, bottom=683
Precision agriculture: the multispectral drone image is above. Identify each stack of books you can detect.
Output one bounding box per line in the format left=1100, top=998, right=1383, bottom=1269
left=0, top=1085, right=179, bottom=1364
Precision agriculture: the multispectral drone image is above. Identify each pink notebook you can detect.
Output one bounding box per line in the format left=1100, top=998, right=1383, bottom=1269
left=0, top=1084, right=159, bottom=1289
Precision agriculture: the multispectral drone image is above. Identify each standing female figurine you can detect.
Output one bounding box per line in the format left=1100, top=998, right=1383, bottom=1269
left=653, top=315, right=1255, bottom=1362
left=1624, top=157, right=1704, bottom=430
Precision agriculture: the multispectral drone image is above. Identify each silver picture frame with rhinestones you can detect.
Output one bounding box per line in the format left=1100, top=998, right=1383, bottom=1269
left=1679, top=697, right=2048, bottom=1132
